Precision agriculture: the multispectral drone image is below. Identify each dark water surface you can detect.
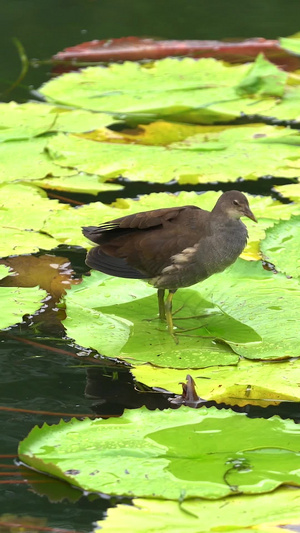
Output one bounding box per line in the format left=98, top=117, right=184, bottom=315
left=1, top=1, right=300, bottom=531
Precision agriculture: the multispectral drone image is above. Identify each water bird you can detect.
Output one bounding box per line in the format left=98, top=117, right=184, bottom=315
left=82, top=191, right=257, bottom=341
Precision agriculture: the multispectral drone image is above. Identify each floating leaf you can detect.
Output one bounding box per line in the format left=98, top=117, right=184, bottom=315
left=31, top=173, right=123, bottom=195
left=0, top=101, right=118, bottom=142
left=133, top=358, right=300, bottom=407
left=0, top=255, right=78, bottom=300
left=274, top=182, right=300, bottom=202
left=0, top=135, right=121, bottom=195
left=63, top=270, right=249, bottom=368
left=0, top=183, right=64, bottom=256
left=0, top=270, right=47, bottom=330
left=39, top=58, right=300, bottom=124
left=280, top=35, right=300, bottom=56
left=198, top=259, right=300, bottom=360
left=18, top=407, right=300, bottom=500
left=261, top=216, right=300, bottom=278
left=0, top=137, right=73, bottom=184
left=96, top=488, right=300, bottom=532
left=45, top=125, right=300, bottom=186
left=236, top=53, right=287, bottom=97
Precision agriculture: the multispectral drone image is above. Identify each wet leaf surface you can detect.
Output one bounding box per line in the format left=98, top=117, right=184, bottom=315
left=18, top=407, right=300, bottom=500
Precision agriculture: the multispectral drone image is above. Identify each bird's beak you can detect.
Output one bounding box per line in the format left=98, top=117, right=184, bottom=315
left=244, top=206, right=257, bottom=223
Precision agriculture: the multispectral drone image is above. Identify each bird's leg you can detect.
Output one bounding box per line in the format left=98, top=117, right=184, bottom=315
left=165, top=289, right=178, bottom=341
left=157, top=289, right=166, bottom=320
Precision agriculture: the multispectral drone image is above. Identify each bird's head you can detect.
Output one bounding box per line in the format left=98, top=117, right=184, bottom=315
left=213, top=191, right=257, bottom=222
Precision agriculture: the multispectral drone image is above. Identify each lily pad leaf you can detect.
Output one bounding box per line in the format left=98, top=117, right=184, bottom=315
left=0, top=135, right=121, bottom=195
left=280, top=35, right=300, bottom=56
left=96, top=488, right=300, bottom=532
left=0, top=101, right=118, bottom=142
left=274, top=182, right=300, bottom=202
left=0, top=276, right=47, bottom=331
left=236, top=53, right=287, bottom=97
left=0, top=183, right=64, bottom=257
left=64, top=256, right=300, bottom=364
left=0, top=137, right=73, bottom=184
left=198, top=259, right=300, bottom=360
left=18, top=407, right=300, bottom=500
left=38, top=58, right=300, bottom=125
left=261, top=216, right=300, bottom=278
left=133, top=358, right=300, bottom=407
left=31, top=173, right=123, bottom=195
left=63, top=272, right=240, bottom=368
left=45, top=125, right=300, bottom=185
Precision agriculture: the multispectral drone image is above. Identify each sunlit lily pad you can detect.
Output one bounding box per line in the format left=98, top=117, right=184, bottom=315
left=63, top=271, right=240, bottom=368
left=39, top=58, right=297, bottom=124
left=63, top=258, right=300, bottom=365
left=261, top=216, right=300, bottom=278
left=274, top=182, right=300, bottom=202
left=18, top=407, right=300, bottom=500
left=0, top=101, right=118, bottom=142
left=0, top=134, right=122, bottom=195
left=0, top=265, right=47, bottom=330
left=133, top=357, right=300, bottom=407
left=0, top=183, right=64, bottom=257
left=280, top=35, right=300, bottom=55
left=31, top=174, right=123, bottom=195
left=0, top=137, right=73, bottom=184
left=45, top=125, right=300, bottom=185
left=198, top=259, right=300, bottom=360
left=96, top=488, right=300, bottom=532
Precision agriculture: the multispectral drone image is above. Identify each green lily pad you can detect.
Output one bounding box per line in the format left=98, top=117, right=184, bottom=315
left=64, top=257, right=300, bottom=364
left=96, top=488, right=300, bottom=532
left=18, top=407, right=300, bottom=500
left=280, top=35, right=300, bottom=55
left=31, top=173, right=123, bottom=195
left=274, top=182, right=300, bottom=202
left=0, top=183, right=64, bottom=257
left=0, top=264, right=47, bottom=330
left=261, top=216, right=300, bottom=278
left=198, top=259, right=300, bottom=360
left=0, top=134, right=122, bottom=195
left=39, top=58, right=300, bottom=125
left=45, top=125, right=300, bottom=186
left=133, top=357, right=300, bottom=407
left=0, top=136, right=74, bottom=184
left=63, top=271, right=240, bottom=368
left=0, top=101, right=118, bottom=142
left=236, top=53, right=287, bottom=97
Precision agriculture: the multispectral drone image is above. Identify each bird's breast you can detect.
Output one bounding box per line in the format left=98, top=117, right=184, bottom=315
left=151, top=220, right=248, bottom=290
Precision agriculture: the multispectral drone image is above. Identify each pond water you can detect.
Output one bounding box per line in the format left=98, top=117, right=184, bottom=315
left=1, top=1, right=300, bottom=531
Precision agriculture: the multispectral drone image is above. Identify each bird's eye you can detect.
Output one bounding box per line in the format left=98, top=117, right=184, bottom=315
left=233, top=199, right=239, bottom=206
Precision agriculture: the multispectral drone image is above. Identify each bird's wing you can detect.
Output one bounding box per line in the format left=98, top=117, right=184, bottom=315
left=83, top=205, right=210, bottom=279
left=85, top=247, right=149, bottom=279
left=82, top=205, right=195, bottom=244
